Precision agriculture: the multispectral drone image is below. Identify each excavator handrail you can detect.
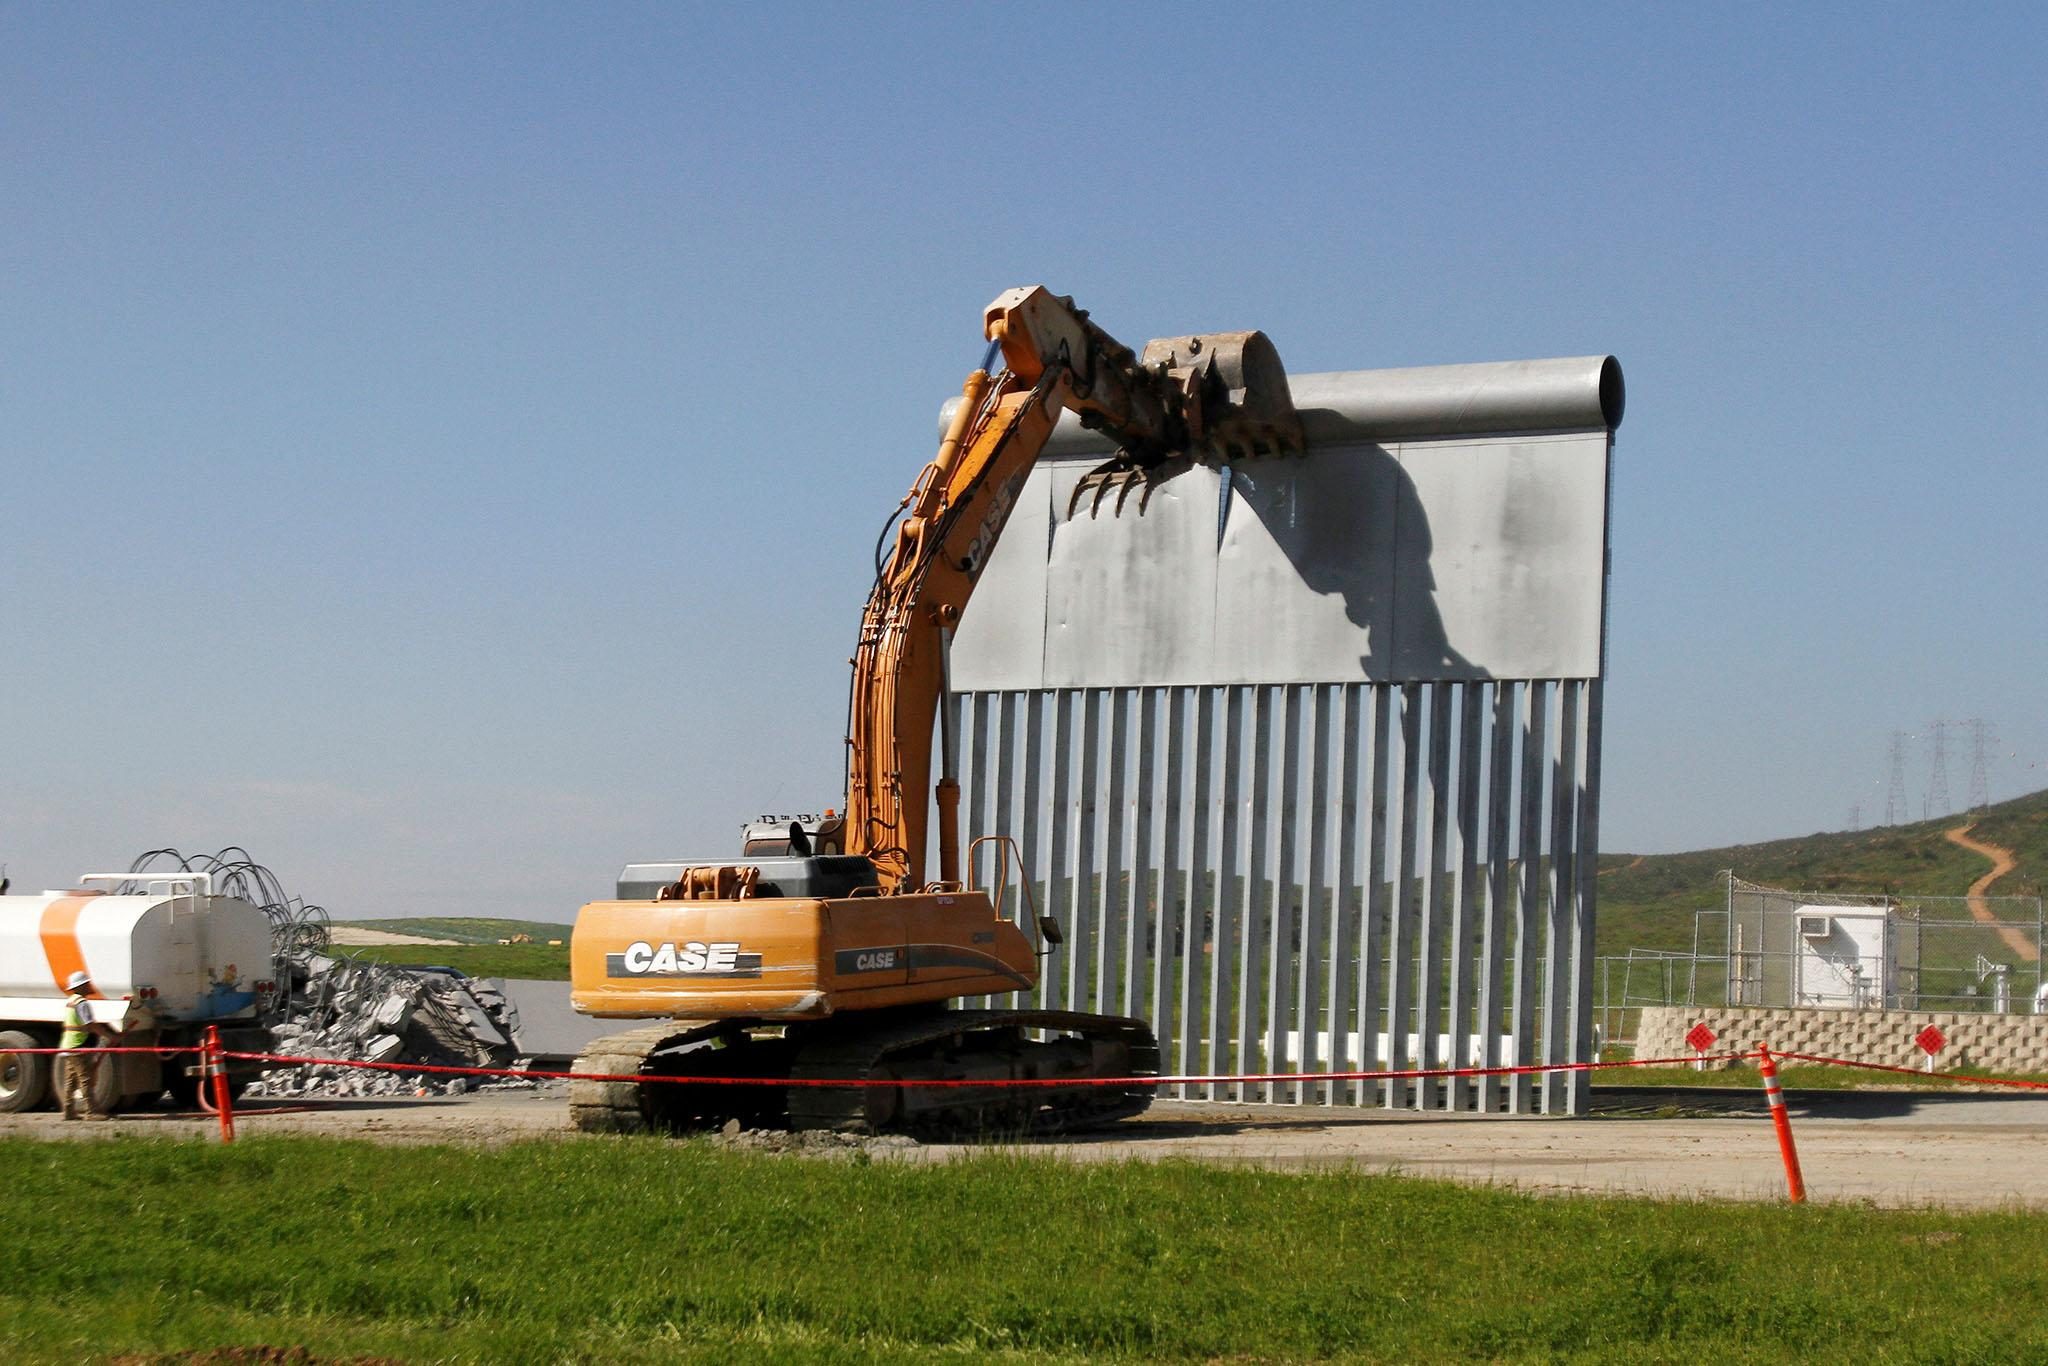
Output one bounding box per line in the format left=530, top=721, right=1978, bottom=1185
left=967, top=834, right=1047, bottom=952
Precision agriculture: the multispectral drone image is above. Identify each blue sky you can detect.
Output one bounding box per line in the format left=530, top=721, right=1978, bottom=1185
left=4, top=6, right=2042, bottom=919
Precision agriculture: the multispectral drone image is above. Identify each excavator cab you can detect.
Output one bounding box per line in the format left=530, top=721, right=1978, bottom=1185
left=739, top=813, right=846, bottom=858
left=613, top=814, right=861, bottom=899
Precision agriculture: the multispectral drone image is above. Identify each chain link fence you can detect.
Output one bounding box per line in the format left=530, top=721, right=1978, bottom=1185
left=1599, top=874, right=2047, bottom=1047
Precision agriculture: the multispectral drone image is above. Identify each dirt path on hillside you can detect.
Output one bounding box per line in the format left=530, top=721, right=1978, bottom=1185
left=1944, top=823, right=2034, bottom=963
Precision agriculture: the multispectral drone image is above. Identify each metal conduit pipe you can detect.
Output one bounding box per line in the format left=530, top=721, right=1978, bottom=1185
left=942, top=354, right=1624, bottom=455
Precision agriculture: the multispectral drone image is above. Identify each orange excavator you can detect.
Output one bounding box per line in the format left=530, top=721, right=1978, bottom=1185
left=567, top=287, right=1300, bottom=1133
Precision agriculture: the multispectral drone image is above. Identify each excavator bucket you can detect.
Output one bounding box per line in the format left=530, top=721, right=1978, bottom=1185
left=1070, top=329, right=1303, bottom=518
left=1142, top=330, right=1303, bottom=462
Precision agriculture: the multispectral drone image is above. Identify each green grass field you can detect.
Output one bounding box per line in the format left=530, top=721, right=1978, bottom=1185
left=338, top=941, right=570, bottom=980
left=2, top=1136, right=2045, bottom=1363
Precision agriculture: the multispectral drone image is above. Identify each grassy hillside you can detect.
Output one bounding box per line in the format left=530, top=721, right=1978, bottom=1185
left=1969, top=792, right=2048, bottom=894
left=1598, top=786, right=2048, bottom=957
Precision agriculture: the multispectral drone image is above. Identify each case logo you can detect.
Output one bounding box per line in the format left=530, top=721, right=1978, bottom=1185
left=607, top=940, right=763, bottom=979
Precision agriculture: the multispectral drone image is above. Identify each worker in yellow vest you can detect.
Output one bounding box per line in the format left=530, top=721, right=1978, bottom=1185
left=59, top=970, right=120, bottom=1120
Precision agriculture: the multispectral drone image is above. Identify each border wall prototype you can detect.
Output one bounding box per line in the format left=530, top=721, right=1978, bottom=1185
left=946, top=355, right=1622, bottom=1114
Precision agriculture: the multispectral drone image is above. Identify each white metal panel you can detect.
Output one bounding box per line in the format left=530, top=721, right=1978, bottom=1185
left=1210, top=451, right=1401, bottom=684
left=952, top=434, right=1609, bottom=689
left=1040, top=462, right=1221, bottom=690
left=1392, top=433, right=1607, bottom=680
left=951, top=356, right=1618, bottom=692
left=949, top=462, right=1051, bottom=691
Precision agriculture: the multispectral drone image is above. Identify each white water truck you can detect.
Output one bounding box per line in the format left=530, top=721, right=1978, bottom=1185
left=0, top=873, right=277, bottom=1112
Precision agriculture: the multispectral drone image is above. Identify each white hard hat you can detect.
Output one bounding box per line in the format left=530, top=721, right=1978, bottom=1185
left=65, top=970, right=91, bottom=992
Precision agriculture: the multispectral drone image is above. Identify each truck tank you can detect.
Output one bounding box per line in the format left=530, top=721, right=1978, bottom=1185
left=0, top=874, right=277, bottom=1112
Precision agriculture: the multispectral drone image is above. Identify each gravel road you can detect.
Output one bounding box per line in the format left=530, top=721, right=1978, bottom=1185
left=7, top=1083, right=2048, bottom=1208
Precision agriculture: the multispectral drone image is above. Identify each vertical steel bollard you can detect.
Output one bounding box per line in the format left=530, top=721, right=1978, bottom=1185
left=1755, top=1044, right=1804, bottom=1203
left=206, top=1025, right=236, bottom=1144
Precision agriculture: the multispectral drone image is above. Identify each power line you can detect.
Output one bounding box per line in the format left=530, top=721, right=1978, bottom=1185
left=1885, top=731, right=1909, bottom=825
left=1926, top=720, right=1952, bottom=818
left=1964, top=718, right=1997, bottom=811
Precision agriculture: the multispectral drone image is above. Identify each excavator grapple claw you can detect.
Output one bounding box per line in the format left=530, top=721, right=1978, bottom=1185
left=1066, top=460, right=1181, bottom=520
left=1066, top=329, right=1303, bottom=518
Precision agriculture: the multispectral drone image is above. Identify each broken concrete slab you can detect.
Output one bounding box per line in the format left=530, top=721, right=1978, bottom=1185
left=372, top=994, right=412, bottom=1031
left=244, top=955, right=537, bottom=1100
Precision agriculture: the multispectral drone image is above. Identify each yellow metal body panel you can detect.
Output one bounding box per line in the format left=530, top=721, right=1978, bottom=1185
left=570, top=891, right=1038, bottom=1021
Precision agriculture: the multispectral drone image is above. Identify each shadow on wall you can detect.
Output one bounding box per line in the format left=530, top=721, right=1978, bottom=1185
left=1230, top=439, right=1486, bottom=680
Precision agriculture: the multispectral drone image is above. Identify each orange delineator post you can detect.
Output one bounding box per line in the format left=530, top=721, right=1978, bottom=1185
left=206, top=1025, right=235, bottom=1144
left=1755, top=1044, right=1804, bottom=1203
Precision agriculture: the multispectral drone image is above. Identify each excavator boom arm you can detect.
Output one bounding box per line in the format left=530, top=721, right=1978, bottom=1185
left=845, top=287, right=1300, bottom=891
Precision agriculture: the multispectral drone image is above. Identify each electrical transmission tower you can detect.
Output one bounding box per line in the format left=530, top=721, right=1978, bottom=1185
left=1885, top=731, right=1909, bottom=825
left=1926, top=720, right=1952, bottom=818
left=1964, top=718, right=1997, bottom=811
left=1849, top=802, right=1863, bottom=832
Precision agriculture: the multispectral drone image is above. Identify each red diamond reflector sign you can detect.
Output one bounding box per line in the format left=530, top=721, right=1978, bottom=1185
left=1685, top=1022, right=1717, bottom=1052
left=1916, top=1025, right=1946, bottom=1056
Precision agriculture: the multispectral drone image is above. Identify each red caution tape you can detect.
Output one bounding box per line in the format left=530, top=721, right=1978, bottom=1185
left=28, top=1042, right=2046, bottom=1099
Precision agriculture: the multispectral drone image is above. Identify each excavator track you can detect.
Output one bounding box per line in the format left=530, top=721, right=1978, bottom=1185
left=570, top=1021, right=784, bottom=1134
left=786, top=1008, right=1158, bottom=1137
left=569, top=1010, right=1158, bottom=1139
left=570, top=1024, right=700, bottom=1134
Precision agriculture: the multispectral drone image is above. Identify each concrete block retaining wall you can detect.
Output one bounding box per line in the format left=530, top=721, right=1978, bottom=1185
left=1636, top=1005, right=2048, bottom=1073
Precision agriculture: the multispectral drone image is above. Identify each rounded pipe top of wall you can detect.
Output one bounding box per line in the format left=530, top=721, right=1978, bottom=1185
left=939, top=353, right=1624, bottom=456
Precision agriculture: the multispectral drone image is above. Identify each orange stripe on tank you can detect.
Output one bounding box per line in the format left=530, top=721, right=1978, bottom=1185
left=39, top=894, right=103, bottom=996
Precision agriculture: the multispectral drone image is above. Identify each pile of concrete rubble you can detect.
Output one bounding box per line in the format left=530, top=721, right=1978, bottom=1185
left=244, top=955, right=539, bottom=1099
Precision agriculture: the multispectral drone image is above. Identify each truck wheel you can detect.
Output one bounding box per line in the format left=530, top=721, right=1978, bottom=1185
left=163, top=1066, right=201, bottom=1109
left=82, top=1052, right=125, bottom=1115
left=0, top=1031, right=51, bottom=1113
